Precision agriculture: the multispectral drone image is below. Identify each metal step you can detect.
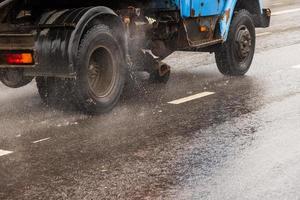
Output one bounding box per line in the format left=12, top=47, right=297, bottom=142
left=188, top=38, right=223, bottom=48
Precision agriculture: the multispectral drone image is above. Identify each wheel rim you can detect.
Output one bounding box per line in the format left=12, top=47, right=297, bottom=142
left=87, top=46, right=116, bottom=98
left=234, top=25, right=252, bottom=61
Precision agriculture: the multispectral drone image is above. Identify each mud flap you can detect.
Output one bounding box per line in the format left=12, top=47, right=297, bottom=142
left=258, top=8, right=271, bottom=28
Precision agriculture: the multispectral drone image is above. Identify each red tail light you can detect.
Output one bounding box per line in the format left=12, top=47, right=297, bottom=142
left=5, top=53, right=34, bottom=65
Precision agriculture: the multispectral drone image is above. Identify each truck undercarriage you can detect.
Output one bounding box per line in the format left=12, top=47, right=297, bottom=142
left=0, top=0, right=271, bottom=113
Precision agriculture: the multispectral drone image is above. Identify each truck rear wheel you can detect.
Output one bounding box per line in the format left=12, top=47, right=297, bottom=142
left=215, top=10, right=256, bottom=76
left=73, top=25, right=125, bottom=114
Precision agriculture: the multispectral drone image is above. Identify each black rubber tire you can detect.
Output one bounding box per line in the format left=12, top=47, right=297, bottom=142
left=215, top=10, right=256, bottom=76
left=73, top=24, right=125, bottom=114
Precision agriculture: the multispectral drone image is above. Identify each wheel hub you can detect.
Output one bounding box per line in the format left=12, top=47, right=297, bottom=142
left=87, top=47, right=115, bottom=98
left=235, top=26, right=252, bottom=59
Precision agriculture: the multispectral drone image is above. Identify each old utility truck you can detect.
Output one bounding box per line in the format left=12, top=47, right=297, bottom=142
left=0, top=0, right=270, bottom=113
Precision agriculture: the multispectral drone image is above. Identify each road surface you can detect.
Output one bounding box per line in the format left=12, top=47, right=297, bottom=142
left=0, top=1, right=300, bottom=199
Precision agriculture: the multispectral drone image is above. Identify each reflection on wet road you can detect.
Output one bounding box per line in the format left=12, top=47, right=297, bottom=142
left=0, top=1, right=300, bottom=199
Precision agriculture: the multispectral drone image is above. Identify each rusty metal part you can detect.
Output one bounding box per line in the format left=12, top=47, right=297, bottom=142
left=182, top=16, right=221, bottom=48
left=223, top=9, right=231, bottom=23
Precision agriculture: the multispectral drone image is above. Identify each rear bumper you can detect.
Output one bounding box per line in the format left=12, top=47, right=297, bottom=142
left=257, top=8, right=271, bottom=28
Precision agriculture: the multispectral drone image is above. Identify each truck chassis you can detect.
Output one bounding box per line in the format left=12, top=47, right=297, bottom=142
left=0, top=0, right=270, bottom=113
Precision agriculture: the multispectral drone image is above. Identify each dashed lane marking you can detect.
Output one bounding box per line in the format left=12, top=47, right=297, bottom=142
left=168, top=92, right=215, bottom=105
left=272, top=2, right=283, bottom=6
left=272, top=8, right=300, bottom=16
left=256, top=32, right=272, bottom=37
left=291, top=65, right=300, bottom=69
left=0, top=149, right=13, bottom=157
left=32, top=137, right=51, bottom=144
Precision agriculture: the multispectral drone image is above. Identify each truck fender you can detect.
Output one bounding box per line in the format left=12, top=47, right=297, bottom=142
left=67, top=7, right=126, bottom=71
left=219, top=0, right=265, bottom=40
left=34, top=7, right=126, bottom=77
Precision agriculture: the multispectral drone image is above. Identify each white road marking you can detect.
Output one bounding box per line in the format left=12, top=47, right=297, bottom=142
left=272, top=2, right=283, bottom=6
left=0, top=149, right=13, bottom=157
left=291, top=65, right=300, bottom=69
left=32, top=137, right=51, bottom=144
left=168, top=92, right=215, bottom=105
left=272, top=8, right=300, bottom=16
left=256, top=32, right=272, bottom=37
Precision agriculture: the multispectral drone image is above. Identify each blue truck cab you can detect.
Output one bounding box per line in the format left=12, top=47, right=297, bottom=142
left=149, top=0, right=270, bottom=42
left=181, top=0, right=270, bottom=37
left=0, top=0, right=271, bottom=113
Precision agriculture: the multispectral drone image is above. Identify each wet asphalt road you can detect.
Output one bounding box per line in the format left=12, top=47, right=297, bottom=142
left=1, top=1, right=300, bottom=200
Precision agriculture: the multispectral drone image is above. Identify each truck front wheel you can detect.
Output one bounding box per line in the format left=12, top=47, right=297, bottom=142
left=73, top=25, right=125, bottom=114
left=215, top=10, right=256, bottom=76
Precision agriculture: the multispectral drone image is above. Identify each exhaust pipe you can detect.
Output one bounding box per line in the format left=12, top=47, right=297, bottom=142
left=157, top=61, right=171, bottom=77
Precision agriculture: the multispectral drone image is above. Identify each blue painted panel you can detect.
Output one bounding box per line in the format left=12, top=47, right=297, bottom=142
left=192, top=0, right=224, bottom=16
left=179, top=0, right=191, bottom=17
left=179, top=0, right=225, bottom=17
